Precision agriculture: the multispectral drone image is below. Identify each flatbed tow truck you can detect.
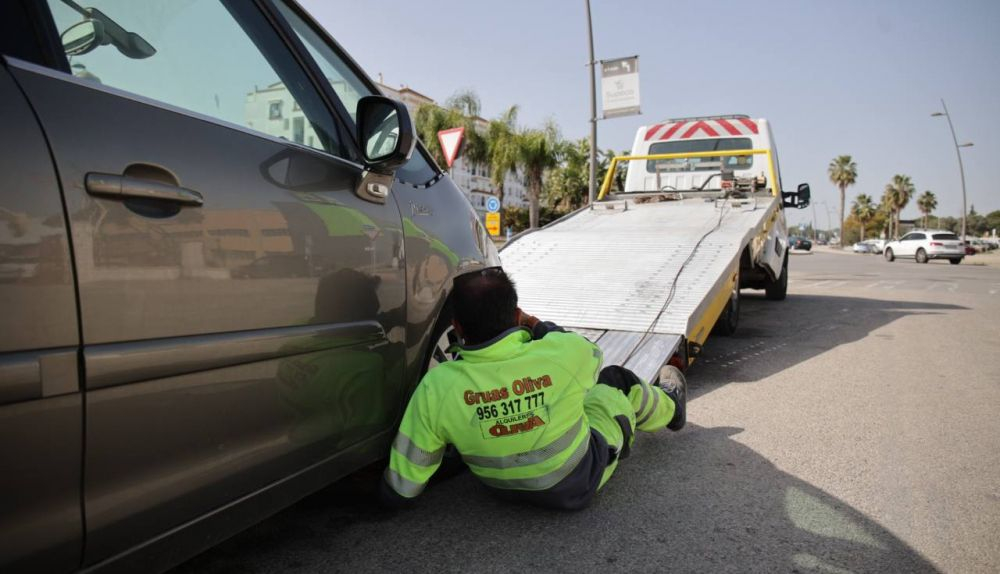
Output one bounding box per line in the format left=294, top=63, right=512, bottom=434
left=500, top=115, right=810, bottom=383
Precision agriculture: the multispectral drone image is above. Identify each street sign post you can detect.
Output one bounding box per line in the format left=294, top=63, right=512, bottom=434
left=601, top=56, right=641, bottom=119
left=485, top=212, right=501, bottom=237
left=437, top=127, right=465, bottom=169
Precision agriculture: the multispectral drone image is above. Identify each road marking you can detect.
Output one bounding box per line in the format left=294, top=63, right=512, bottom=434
left=926, top=282, right=958, bottom=293
left=990, top=283, right=1000, bottom=296
left=864, top=280, right=905, bottom=290
left=805, top=280, right=847, bottom=289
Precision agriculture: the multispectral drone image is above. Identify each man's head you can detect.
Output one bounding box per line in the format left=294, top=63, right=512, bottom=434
left=451, top=267, right=519, bottom=345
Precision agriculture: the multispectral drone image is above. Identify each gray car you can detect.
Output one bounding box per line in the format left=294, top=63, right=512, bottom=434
left=0, top=1, right=497, bottom=572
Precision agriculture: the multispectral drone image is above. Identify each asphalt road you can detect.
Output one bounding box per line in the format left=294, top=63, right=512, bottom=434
left=172, top=250, right=1000, bottom=574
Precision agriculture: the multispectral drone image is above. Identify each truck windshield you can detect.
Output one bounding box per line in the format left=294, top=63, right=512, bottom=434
left=646, top=137, right=754, bottom=173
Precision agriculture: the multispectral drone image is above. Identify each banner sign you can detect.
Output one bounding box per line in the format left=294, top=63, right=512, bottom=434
left=601, top=56, right=641, bottom=119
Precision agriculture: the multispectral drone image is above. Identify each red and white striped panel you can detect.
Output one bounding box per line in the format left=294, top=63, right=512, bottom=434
left=643, top=118, right=758, bottom=141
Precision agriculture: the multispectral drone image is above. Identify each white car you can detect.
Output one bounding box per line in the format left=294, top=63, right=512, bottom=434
left=884, top=230, right=964, bottom=264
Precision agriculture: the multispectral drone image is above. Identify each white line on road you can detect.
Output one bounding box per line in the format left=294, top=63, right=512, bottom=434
left=925, top=282, right=959, bottom=293
left=864, top=280, right=905, bottom=290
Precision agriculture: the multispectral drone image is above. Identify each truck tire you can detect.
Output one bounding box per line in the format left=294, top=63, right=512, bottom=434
left=714, top=276, right=740, bottom=336
left=764, top=253, right=788, bottom=301
left=916, top=248, right=928, bottom=264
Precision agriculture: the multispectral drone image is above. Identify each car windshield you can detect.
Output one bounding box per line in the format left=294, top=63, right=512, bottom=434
left=646, top=137, right=754, bottom=173
left=933, top=233, right=959, bottom=240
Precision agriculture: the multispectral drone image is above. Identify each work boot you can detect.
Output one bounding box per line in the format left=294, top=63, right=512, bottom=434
left=658, top=365, right=687, bottom=431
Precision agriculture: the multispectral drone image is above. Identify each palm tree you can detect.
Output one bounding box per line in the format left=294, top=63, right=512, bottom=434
left=916, top=191, right=938, bottom=228
left=878, top=191, right=894, bottom=239
left=828, top=155, right=858, bottom=248
left=884, top=174, right=915, bottom=239
left=486, top=105, right=519, bottom=207
left=413, top=90, right=488, bottom=170
left=517, top=124, right=560, bottom=229
left=852, top=194, right=876, bottom=242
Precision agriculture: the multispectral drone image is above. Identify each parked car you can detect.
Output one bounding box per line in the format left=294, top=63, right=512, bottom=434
left=864, top=239, right=885, bottom=254
left=790, top=235, right=813, bottom=250
left=883, top=230, right=964, bottom=264
left=852, top=241, right=875, bottom=254
left=0, top=2, right=499, bottom=572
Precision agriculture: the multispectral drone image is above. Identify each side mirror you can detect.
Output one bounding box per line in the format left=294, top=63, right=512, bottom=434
left=782, top=183, right=810, bottom=209
left=61, top=19, right=103, bottom=56
left=356, top=96, right=415, bottom=175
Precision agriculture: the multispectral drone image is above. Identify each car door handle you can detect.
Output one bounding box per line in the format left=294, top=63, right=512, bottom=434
left=85, top=173, right=204, bottom=206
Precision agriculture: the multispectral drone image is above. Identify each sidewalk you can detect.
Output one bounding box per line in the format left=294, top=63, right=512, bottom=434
left=967, top=249, right=1000, bottom=269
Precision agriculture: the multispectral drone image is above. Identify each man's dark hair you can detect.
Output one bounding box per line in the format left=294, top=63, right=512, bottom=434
left=452, top=268, right=518, bottom=345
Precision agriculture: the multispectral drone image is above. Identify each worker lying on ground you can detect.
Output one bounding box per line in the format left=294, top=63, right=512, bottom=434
left=381, top=267, right=686, bottom=510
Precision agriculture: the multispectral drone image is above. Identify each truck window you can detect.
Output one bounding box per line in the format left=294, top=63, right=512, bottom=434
left=647, top=137, right=754, bottom=173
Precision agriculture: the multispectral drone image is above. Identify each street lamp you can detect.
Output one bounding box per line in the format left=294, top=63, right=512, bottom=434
left=931, top=99, right=973, bottom=240
left=813, top=201, right=835, bottom=241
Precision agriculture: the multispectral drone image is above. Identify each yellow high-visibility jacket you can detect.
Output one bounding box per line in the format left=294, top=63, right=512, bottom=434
left=384, top=326, right=605, bottom=503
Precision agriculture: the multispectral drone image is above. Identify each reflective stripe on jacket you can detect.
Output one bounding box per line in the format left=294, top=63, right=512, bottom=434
left=385, top=326, right=603, bottom=500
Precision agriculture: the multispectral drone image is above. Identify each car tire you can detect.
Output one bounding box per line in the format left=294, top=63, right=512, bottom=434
left=765, top=253, right=788, bottom=301
left=949, top=258, right=962, bottom=265
left=714, top=273, right=740, bottom=336
left=885, top=248, right=895, bottom=262
left=916, top=248, right=928, bottom=264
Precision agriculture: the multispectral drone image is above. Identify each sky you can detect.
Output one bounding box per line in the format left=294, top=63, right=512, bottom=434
left=300, top=0, right=1000, bottom=230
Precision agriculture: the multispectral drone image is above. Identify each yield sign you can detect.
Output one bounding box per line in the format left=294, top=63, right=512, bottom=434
left=437, top=127, right=465, bottom=168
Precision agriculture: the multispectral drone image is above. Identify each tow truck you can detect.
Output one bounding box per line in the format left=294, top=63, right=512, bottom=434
left=500, top=115, right=810, bottom=384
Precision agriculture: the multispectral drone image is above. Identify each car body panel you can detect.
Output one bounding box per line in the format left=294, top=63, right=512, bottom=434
left=0, top=63, right=83, bottom=574
left=9, top=57, right=408, bottom=565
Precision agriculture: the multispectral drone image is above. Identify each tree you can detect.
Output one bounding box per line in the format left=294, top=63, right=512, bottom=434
left=916, top=191, right=937, bottom=228
left=851, top=194, right=876, bottom=242
left=827, top=155, right=858, bottom=248
left=884, top=174, right=915, bottom=239
left=486, top=105, right=519, bottom=207
left=517, top=124, right=560, bottom=229
left=413, top=90, right=488, bottom=170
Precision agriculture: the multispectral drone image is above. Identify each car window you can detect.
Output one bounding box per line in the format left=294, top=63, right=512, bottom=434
left=910, top=233, right=926, bottom=240
left=933, top=233, right=958, bottom=240
left=44, top=0, right=344, bottom=156
left=273, top=1, right=439, bottom=185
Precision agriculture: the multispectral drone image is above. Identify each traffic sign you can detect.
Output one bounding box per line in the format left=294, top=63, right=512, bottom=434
left=486, top=196, right=500, bottom=213
left=485, top=212, right=501, bottom=236
left=437, top=127, right=465, bottom=168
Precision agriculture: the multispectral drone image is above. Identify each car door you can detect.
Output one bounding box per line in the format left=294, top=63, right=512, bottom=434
left=896, top=233, right=915, bottom=257
left=10, top=0, right=405, bottom=564
left=909, top=233, right=927, bottom=257
left=0, top=63, right=82, bottom=574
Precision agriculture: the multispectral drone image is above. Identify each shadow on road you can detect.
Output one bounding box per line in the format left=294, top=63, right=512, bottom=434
left=172, top=423, right=939, bottom=574
left=170, top=293, right=960, bottom=574
left=690, top=293, right=968, bottom=397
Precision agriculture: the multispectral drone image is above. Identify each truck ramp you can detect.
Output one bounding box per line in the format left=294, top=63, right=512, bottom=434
left=501, top=193, right=779, bottom=382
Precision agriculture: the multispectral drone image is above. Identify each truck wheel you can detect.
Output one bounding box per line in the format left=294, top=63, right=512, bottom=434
left=765, top=253, right=788, bottom=301
left=949, top=258, right=962, bottom=265
left=884, top=248, right=895, bottom=262
left=713, top=276, right=740, bottom=336
left=916, top=248, right=928, bottom=264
